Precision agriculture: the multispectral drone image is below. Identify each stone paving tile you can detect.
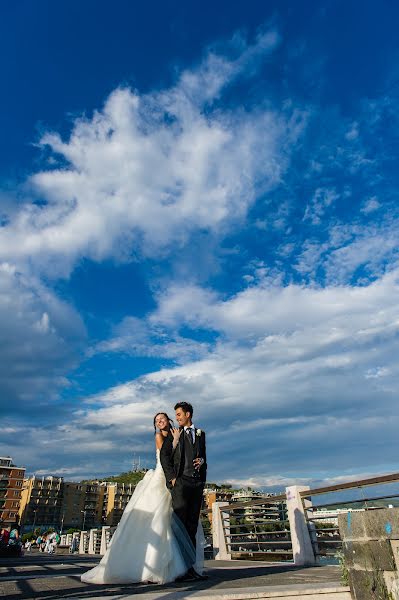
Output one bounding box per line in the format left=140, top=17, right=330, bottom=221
left=0, top=557, right=342, bottom=600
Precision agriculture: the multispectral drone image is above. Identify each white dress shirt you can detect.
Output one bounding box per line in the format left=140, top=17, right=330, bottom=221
left=184, top=424, right=195, bottom=443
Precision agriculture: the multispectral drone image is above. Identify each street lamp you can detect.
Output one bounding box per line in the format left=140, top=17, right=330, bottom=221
left=32, top=509, right=37, bottom=532
left=60, top=513, right=65, bottom=535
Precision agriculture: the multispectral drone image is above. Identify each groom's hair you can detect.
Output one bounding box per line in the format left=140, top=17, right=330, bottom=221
left=174, top=402, right=193, bottom=417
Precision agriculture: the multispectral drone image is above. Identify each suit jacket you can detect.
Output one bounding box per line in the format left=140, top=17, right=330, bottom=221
left=160, top=428, right=207, bottom=489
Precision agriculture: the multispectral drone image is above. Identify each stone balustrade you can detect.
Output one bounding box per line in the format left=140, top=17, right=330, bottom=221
left=338, top=506, right=399, bottom=599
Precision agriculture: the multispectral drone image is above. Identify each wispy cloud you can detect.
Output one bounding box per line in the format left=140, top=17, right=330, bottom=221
left=0, top=29, right=297, bottom=277
left=34, top=269, right=399, bottom=482
left=0, top=263, right=85, bottom=414
left=361, top=196, right=381, bottom=214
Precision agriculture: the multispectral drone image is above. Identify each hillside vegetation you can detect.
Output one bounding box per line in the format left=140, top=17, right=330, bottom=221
left=81, top=470, right=147, bottom=485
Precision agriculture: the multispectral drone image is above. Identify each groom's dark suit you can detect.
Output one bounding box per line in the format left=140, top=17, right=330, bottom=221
left=161, top=427, right=207, bottom=548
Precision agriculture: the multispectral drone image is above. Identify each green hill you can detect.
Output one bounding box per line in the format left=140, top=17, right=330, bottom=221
left=81, top=470, right=147, bottom=485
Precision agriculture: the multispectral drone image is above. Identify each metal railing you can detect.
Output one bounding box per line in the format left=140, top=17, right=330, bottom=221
left=300, top=472, right=399, bottom=561
left=215, top=495, right=293, bottom=561
left=64, top=471, right=399, bottom=566
left=213, top=471, right=399, bottom=564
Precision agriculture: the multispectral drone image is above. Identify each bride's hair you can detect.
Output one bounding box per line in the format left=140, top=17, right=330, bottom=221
left=153, top=412, right=174, bottom=433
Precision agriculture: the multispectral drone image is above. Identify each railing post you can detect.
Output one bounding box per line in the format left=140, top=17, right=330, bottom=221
left=70, top=531, right=79, bottom=553
left=100, top=526, right=110, bottom=555
left=286, top=486, right=316, bottom=566
left=212, top=501, right=231, bottom=560
left=79, top=530, right=88, bottom=554
left=88, top=529, right=96, bottom=554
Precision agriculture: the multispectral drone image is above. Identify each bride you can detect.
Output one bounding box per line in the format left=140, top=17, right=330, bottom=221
left=81, top=412, right=204, bottom=585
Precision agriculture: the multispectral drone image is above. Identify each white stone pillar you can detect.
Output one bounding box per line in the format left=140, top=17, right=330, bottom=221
left=212, top=501, right=231, bottom=560
left=79, top=530, right=88, bottom=554
left=100, top=526, right=110, bottom=555
left=88, top=529, right=96, bottom=554
left=286, top=485, right=316, bottom=566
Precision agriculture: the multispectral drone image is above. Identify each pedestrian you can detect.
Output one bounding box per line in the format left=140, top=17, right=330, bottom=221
left=69, top=536, right=78, bottom=554
left=0, top=528, right=10, bottom=545
left=24, top=539, right=32, bottom=552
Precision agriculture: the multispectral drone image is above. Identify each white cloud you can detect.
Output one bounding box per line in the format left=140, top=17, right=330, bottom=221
left=0, top=263, right=85, bottom=413
left=0, top=29, right=302, bottom=277
left=151, top=272, right=399, bottom=341
left=303, top=187, right=340, bottom=225
left=345, top=121, right=359, bottom=141
left=361, top=196, right=381, bottom=214
left=89, top=316, right=209, bottom=363
left=295, top=218, right=399, bottom=284
left=29, top=269, right=399, bottom=483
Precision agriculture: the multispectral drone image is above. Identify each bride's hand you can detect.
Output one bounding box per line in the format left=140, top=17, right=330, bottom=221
left=171, top=427, right=182, bottom=444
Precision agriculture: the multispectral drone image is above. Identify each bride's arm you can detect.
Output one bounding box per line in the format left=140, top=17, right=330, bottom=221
left=160, top=435, right=176, bottom=486
left=171, top=427, right=182, bottom=451
left=155, top=432, right=164, bottom=450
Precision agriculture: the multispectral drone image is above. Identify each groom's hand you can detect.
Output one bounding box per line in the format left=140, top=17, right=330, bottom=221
left=193, top=458, right=204, bottom=470
left=171, top=478, right=176, bottom=487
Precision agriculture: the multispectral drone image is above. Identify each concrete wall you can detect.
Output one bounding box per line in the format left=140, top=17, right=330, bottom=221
left=338, top=507, right=399, bottom=600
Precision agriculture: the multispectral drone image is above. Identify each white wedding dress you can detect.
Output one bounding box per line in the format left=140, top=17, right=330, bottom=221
left=81, top=449, right=204, bottom=585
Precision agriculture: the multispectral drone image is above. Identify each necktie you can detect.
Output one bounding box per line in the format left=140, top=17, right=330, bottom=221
left=186, top=428, right=193, bottom=444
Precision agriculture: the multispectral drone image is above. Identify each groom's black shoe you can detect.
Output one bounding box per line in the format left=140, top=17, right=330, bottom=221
left=175, top=571, right=196, bottom=582
left=188, top=567, right=209, bottom=581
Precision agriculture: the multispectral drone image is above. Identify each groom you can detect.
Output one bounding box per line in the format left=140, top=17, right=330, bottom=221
left=160, top=401, right=207, bottom=580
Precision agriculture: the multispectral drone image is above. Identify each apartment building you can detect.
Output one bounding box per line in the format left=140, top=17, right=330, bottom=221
left=0, top=457, right=25, bottom=528
left=19, top=476, right=63, bottom=530
left=19, top=475, right=139, bottom=531
left=82, top=483, right=105, bottom=529
left=62, top=482, right=86, bottom=529
left=231, top=490, right=285, bottom=524
left=102, top=483, right=135, bottom=526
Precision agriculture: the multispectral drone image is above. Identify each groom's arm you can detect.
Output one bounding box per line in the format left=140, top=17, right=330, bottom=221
left=160, top=435, right=176, bottom=486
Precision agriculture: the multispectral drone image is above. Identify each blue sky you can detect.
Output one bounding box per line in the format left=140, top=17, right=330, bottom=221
left=1, top=0, right=399, bottom=489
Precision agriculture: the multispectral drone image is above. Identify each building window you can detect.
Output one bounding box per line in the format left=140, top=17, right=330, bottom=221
left=16, top=481, right=22, bottom=487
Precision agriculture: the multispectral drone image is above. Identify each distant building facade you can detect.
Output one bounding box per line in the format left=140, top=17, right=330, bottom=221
left=102, top=483, right=136, bottom=526
left=19, top=475, right=138, bottom=531
left=19, top=476, right=63, bottom=530
left=0, top=457, right=25, bottom=528
left=231, top=490, right=285, bottom=525
left=82, top=483, right=105, bottom=530
left=62, top=482, right=86, bottom=529
left=203, top=487, right=234, bottom=523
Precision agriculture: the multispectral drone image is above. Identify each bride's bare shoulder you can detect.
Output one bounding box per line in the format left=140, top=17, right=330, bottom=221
left=155, top=432, right=164, bottom=450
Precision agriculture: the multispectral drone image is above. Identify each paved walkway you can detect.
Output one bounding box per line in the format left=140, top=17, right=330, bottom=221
left=0, top=553, right=347, bottom=600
